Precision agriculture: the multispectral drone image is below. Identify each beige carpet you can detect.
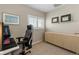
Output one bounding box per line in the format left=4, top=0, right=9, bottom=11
left=30, top=42, right=75, bottom=55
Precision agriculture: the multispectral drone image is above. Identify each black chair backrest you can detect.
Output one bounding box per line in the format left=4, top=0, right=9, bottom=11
left=27, top=25, right=32, bottom=30
left=24, top=25, right=32, bottom=41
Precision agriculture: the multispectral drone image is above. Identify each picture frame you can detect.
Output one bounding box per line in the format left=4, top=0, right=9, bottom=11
left=3, top=13, right=19, bottom=24
left=52, top=17, right=59, bottom=23
left=61, top=14, right=71, bottom=22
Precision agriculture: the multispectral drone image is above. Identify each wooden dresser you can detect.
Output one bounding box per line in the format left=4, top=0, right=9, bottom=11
left=45, top=32, right=79, bottom=54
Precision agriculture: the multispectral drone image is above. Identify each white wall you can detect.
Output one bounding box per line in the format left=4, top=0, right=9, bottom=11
left=46, top=4, right=79, bottom=34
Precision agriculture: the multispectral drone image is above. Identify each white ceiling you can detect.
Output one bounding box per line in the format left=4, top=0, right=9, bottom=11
left=27, top=4, right=61, bottom=13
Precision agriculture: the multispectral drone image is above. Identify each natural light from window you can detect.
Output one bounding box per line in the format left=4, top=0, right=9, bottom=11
left=28, top=15, right=44, bottom=29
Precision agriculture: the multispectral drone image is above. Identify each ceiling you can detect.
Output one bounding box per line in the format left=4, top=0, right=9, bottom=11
left=27, top=4, right=61, bottom=13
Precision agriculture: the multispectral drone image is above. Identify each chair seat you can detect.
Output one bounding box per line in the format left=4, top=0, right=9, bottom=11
left=18, top=41, right=28, bottom=44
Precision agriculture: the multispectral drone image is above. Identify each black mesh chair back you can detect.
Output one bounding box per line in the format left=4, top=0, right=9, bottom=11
left=24, top=25, right=32, bottom=48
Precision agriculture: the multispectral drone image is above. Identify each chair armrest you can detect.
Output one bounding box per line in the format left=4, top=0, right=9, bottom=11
left=16, top=37, right=24, bottom=42
left=16, top=37, right=24, bottom=39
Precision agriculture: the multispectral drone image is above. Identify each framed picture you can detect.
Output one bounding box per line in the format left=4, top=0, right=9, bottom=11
left=61, top=14, right=71, bottom=22
left=3, top=13, right=19, bottom=24
left=52, top=17, right=59, bottom=23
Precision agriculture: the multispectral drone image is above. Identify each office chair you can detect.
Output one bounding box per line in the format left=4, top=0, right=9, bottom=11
left=16, top=25, right=32, bottom=55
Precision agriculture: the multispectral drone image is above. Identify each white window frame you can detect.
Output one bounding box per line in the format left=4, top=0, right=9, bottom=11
left=37, top=17, right=44, bottom=29
left=28, top=15, right=44, bottom=29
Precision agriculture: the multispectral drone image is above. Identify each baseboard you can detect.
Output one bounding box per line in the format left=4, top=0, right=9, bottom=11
left=32, top=40, right=42, bottom=45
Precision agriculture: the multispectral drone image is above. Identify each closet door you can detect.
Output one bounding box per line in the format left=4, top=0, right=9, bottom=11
left=0, top=22, right=2, bottom=50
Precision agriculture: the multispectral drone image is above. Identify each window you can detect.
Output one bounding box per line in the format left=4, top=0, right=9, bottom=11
left=28, top=15, right=44, bottom=29
left=38, top=17, right=44, bottom=28
left=28, top=15, right=37, bottom=28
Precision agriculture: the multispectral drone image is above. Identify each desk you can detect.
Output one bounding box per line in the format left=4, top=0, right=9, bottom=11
left=0, top=46, right=19, bottom=55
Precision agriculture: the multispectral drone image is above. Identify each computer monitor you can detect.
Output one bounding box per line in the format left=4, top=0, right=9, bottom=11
left=2, top=25, right=17, bottom=50
left=3, top=25, right=11, bottom=37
